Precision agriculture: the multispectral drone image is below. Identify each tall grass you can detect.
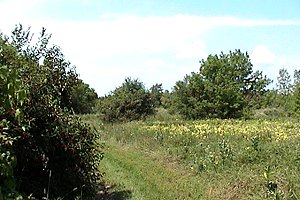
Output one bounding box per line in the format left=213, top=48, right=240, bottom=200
left=83, top=112, right=300, bottom=199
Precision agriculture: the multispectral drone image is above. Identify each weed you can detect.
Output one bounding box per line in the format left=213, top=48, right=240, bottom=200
left=218, top=139, right=233, bottom=166
left=81, top=115, right=300, bottom=199
left=264, top=166, right=284, bottom=199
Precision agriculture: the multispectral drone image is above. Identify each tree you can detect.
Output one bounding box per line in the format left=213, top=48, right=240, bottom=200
left=293, top=69, right=300, bottom=86
left=273, top=68, right=298, bottom=114
left=277, top=68, right=292, bottom=96
left=70, top=79, right=98, bottom=114
left=173, top=50, right=270, bottom=119
left=149, top=83, right=163, bottom=108
left=99, top=77, right=155, bottom=122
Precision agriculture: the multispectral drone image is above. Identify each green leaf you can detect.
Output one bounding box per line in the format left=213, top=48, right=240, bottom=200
left=7, top=83, right=13, bottom=93
left=17, top=89, right=27, bottom=105
left=15, top=108, right=21, bottom=118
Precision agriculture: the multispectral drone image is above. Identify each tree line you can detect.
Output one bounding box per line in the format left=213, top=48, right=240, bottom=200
left=95, top=51, right=300, bottom=122
left=1, top=24, right=299, bottom=199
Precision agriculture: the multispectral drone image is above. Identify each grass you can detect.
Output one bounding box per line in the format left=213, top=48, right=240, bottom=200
left=99, top=142, right=205, bottom=199
left=80, top=113, right=300, bottom=199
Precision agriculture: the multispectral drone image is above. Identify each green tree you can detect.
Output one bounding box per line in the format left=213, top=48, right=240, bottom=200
left=161, top=90, right=172, bottom=108
left=277, top=68, right=292, bottom=96
left=274, top=68, right=296, bottom=114
left=99, top=77, right=155, bottom=122
left=149, top=83, right=163, bottom=108
left=291, top=69, right=300, bottom=116
left=294, top=83, right=300, bottom=117
left=173, top=50, right=270, bottom=119
left=70, top=79, right=98, bottom=114
left=292, top=69, right=300, bottom=100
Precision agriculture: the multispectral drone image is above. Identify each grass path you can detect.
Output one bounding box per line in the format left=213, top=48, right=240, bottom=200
left=99, top=141, right=206, bottom=200
left=80, top=115, right=300, bottom=199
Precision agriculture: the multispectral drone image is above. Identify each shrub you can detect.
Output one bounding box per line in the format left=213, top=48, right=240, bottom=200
left=0, top=25, right=103, bottom=199
left=98, top=77, right=155, bottom=122
left=0, top=65, right=27, bottom=199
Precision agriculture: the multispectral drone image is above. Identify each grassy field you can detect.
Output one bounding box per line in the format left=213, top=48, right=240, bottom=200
left=81, top=113, right=300, bottom=200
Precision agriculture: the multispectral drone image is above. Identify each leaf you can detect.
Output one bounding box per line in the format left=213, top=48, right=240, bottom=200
left=18, top=89, right=27, bottom=105
left=7, top=83, right=13, bottom=93
left=264, top=172, right=268, bottom=180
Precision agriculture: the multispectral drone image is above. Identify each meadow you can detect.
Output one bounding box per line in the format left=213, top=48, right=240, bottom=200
left=82, top=113, right=300, bottom=200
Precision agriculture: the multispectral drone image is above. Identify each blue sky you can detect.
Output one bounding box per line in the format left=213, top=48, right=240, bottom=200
left=1, top=0, right=300, bottom=95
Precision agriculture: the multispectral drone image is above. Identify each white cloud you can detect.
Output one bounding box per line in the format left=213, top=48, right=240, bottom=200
left=27, top=15, right=212, bottom=94
left=175, top=40, right=206, bottom=59
left=250, top=45, right=300, bottom=70
left=211, top=17, right=300, bottom=27
left=250, top=45, right=300, bottom=88
left=0, top=0, right=43, bottom=32
left=250, top=45, right=275, bottom=65
left=40, top=15, right=300, bottom=95
left=1, top=0, right=300, bottom=94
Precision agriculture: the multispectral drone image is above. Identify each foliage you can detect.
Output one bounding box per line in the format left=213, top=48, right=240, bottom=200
left=173, top=50, right=271, bottom=119
left=277, top=68, right=293, bottom=96
left=84, top=114, right=300, bottom=199
left=98, top=77, right=155, bottom=122
left=0, top=65, right=27, bottom=199
left=149, top=83, right=163, bottom=108
left=262, top=68, right=300, bottom=117
left=70, top=79, right=98, bottom=114
left=293, top=83, right=300, bottom=117
left=0, top=25, right=103, bottom=199
left=293, top=69, right=300, bottom=86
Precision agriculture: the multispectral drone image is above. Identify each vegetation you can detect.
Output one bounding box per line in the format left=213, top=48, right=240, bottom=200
left=98, top=78, right=156, bottom=122
left=70, top=79, right=98, bottom=114
left=0, top=25, right=102, bottom=199
left=82, top=114, right=300, bottom=200
left=83, top=50, right=300, bottom=199
left=0, top=65, right=27, bottom=199
left=173, top=50, right=270, bottom=119
left=149, top=83, right=164, bottom=108
left=1, top=23, right=300, bottom=200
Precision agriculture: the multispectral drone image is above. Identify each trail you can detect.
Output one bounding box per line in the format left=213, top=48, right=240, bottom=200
left=99, top=142, right=204, bottom=200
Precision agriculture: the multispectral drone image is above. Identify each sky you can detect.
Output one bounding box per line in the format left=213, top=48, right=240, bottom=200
left=0, top=0, right=300, bottom=95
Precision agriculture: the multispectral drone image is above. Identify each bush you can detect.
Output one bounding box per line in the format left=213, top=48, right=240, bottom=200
left=0, top=25, right=103, bottom=199
left=98, top=77, right=155, bottom=122
left=0, top=65, right=26, bottom=199
left=252, top=107, right=292, bottom=119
